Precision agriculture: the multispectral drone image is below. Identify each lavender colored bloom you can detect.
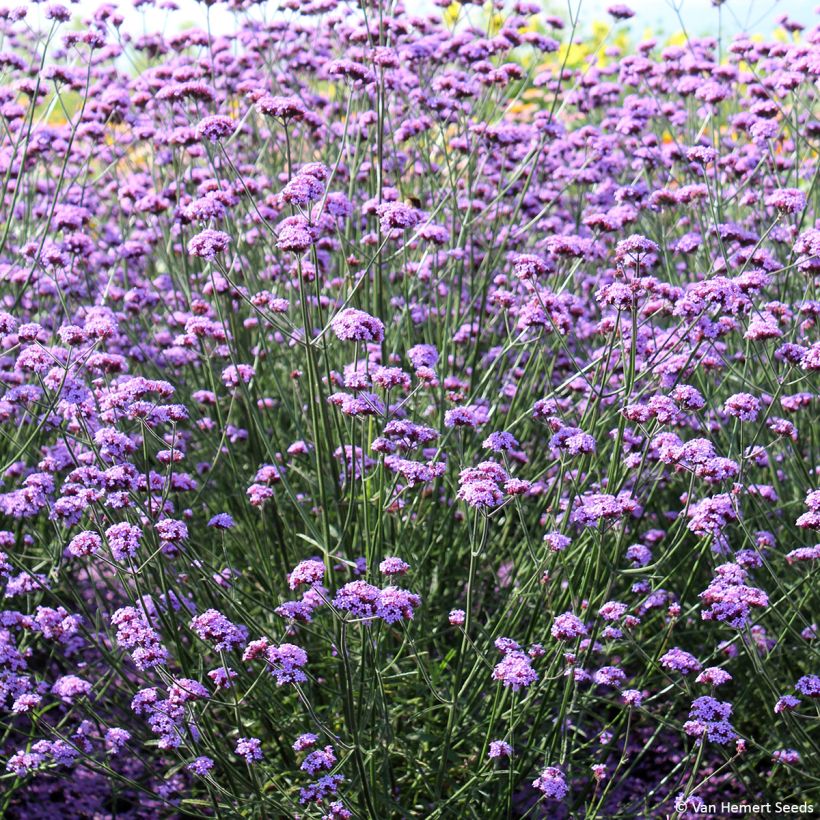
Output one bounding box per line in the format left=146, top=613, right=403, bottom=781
left=326, top=59, right=375, bottom=84
left=457, top=476, right=504, bottom=509
left=301, top=745, right=336, bottom=774
left=700, top=564, right=768, bottom=629
left=687, top=494, right=738, bottom=539
left=105, top=522, right=142, bottom=561
left=208, top=513, right=235, bottom=529
left=104, top=728, right=131, bottom=755
left=288, top=559, right=325, bottom=590
left=51, top=675, right=92, bottom=703
left=492, top=651, right=538, bottom=691
left=377, top=202, right=421, bottom=234
left=457, top=461, right=507, bottom=509
left=598, top=601, right=628, bottom=621
left=235, top=737, right=263, bottom=764
left=488, top=740, right=512, bottom=759
left=208, top=666, right=237, bottom=689
left=533, top=766, right=568, bottom=801
left=551, top=612, right=587, bottom=641
left=482, top=431, right=519, bottom=452
left=449, top=609, right=466, bottom=626
left=625, top=544, right=652, bottom=567
left=275, top=600, right=316, bottom=622
left=188, top=756, right=215, bottom=776
left=190, top=609, right=248, bottom=652
left=379, top=556, right=409, bottom=575
left=293, top=733, right=319, bottom=751
left=187, top=229, right=231, bottom=261
left=544, top=532, right=571, bottom=552
left=324, top=801, right=352, bottom=819
left=299, top=774, right=345, bottom=804
left=12, top=694, right=42, bottom=714
left=67, top=530, right=101, bottom=557
left=377, top=586, right=421, bottom=624
left=276, top=215, right=316, bottom=252
left=267, top=642, right=308, bottom=685
left=774, top=695, right=800, bottom=714
left=795, top=675, right=819, bottom=697
left=572, top=492, right=637, bottom=527
left=765, top=188, right=806, bottom=214
left=256, top=94, right=306, bottom=120
left=196, top=115, right=236, bottom=143
left=684, top=696, right=736, bottom=745
left=111, top=606, right=168, bottom=670
left=445, top=405, right=490, bottom=429
left=282, top=174, right=324, bottom=206
left=660, top=647, right=702, bottom=675
left=333, top=580, right=381, bottom=619
left=407, top=344, right=438, bottom=369
left=6, top=750, right=46, bottom=777
left=607, top=4, right=634, bottom=19
left=696, top=667, right=733, bottom=687
left=330, top=308, right=385, bottom=343
left=723, top=392, right=760, bottom=422
left=513, top=253, right=550, bottom=280
left=593, top=666, right=626, bottom=687
left=495, top=637, right=521, bottom=654
left=614, top=234, right=659, bottom=263
left=618, top=690, right=643, bottom=710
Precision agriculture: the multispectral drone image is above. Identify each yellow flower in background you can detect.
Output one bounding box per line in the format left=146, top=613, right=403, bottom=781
left=488, top=11, right=504, bottom=36
left=508, top=101, right=537, bottom=115
left=555, top=39, right=590, bottom=70
left=443, top=2, right=461, bottom=28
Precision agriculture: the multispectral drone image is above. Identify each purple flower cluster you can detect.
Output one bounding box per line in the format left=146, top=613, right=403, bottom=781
left=684, top=696, right=736, bottom=745
left=491, top=638, right=539, bottom=691
left=332, top=580, right=420, bottom=625
left=111, top=606, right=169, bottom=671
left=700, top=564, right=769, bottom=628
left=532, top=765, right=568, bottom=801
left=189, top=609, right=248, bottom=653
left=330, top=309, right=385, bottom=343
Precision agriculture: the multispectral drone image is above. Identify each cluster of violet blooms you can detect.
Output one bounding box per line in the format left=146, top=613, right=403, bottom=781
left=0, top=0, right=818, bottom=817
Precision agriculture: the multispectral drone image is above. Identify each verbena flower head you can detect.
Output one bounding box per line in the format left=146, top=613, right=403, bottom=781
left=660, top=647, right=702, bottom=675
left=187, top=229, right=231, bottom=261
left=551, top=611, right=588, bottom=641
left=795, top=675, right=819, bottom=698
left=488, top=740, right=512, bottom=759
left=187, top=756, right=215, bottom=776
left=696, top=667, right=733, bottom=687
left=235, top=737, right=263, bottom=764
left=492, top=651, right=539, bottom=691
left=684, top=696, right=736, bottom=745
left=449, top=609, right=466, bottom=626
left=266, top=643, right=309, bottom=685
left=190, top=609, right=248, bottom=653
left=331, top=309, right=385, bottom=343
left=379, top=556, right=410, bottom=575
left=196, top=115, right=236, bottom=143
left=533, top=766, right=567, bottom=801
left=333, top=581, right=381, bottom=619
left=288, top=559, right=326, bottom=590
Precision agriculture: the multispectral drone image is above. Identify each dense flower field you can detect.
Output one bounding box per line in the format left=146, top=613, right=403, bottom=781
left=0, top=0, right=818, bottom=816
